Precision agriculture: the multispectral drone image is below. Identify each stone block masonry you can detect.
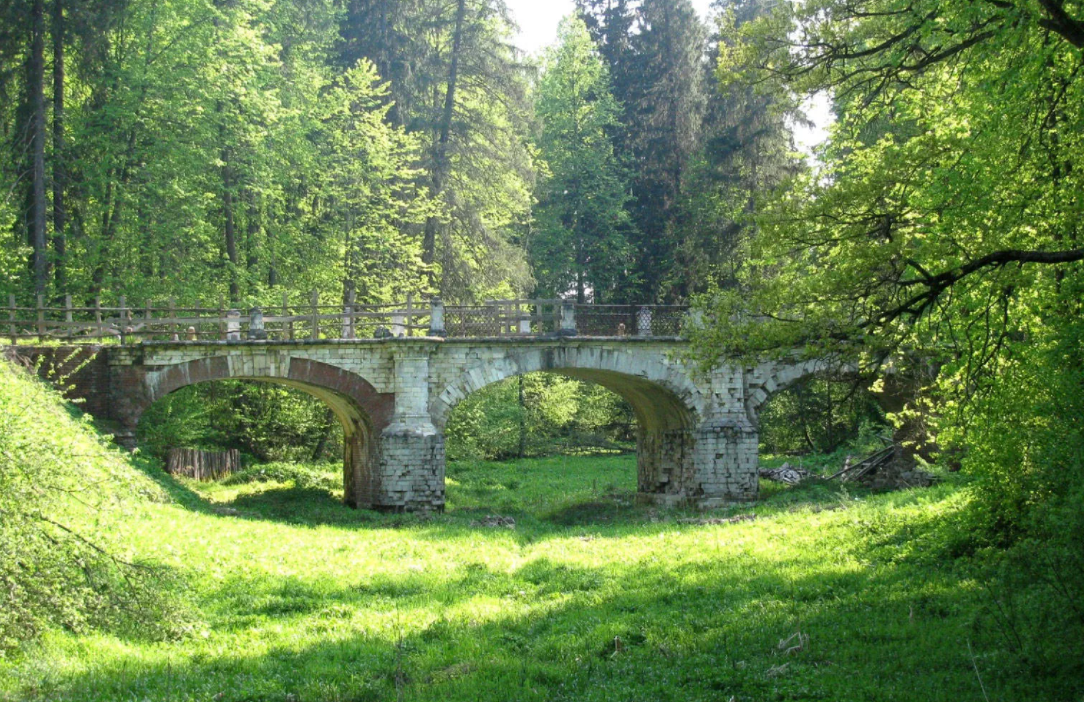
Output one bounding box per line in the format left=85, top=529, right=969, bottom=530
left=8, top=338, right=829, bottom=512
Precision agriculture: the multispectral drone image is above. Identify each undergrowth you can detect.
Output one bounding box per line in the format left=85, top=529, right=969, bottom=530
left=0, top=360, right=194, bottom=656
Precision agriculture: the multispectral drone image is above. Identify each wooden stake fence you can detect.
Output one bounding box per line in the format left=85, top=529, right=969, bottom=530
left=166, top=448, right=241, bottom=481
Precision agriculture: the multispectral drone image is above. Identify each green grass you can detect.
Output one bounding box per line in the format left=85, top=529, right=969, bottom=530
left=0, top=452, right=1076, bottom=701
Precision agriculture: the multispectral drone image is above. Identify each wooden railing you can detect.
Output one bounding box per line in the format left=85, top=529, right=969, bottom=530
left=2, top=293, right=691, bottom=344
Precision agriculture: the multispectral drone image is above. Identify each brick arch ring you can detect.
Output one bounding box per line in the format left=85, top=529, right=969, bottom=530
left=741, top=358, right=852, bottom=427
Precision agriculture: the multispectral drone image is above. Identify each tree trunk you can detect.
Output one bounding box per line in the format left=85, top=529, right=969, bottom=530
left=311, top=408, right=336, bottom=461
left=245, top=188, right=259, bottom=276
left=421, top=0, right=467, bottom=287
left=51, top=0, right=66, bottom=292
left=222, top=152, right=239, bottom=304
left=166, top=448, right=241, bottom=481
left=518, top=373, right=527, bottom=459
left=29, top=0, right=49, bottom=296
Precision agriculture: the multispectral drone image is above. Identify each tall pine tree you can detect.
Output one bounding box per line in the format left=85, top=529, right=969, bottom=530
left=531, top=17, right=633, bottom=303
left=625, top=0, right=705, bottom=302
left=668, top=0, right=801, bottom=297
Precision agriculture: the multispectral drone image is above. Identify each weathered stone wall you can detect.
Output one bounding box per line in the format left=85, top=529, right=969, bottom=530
left=4, top=345, right=113, bottom=419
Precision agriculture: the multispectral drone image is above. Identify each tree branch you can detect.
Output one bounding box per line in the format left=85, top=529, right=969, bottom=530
left=877, top=248, right=1084, bottom=327
left=1038, top=0, right=1084, bottom=48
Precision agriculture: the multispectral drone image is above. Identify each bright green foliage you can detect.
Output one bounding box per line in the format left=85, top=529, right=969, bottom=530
left=138, top=381, right=344, bottom=464
left=670, top=0, right=802, bottom=297
left=623, top=0, right=706, bottom=301
left=446, top=372, right=633, bottom=460
left=694, top=0, right=1084, bottom=363
left=0, top=359, right=188, bottom=654
left=531, top=17, right=633, bottom=303
left=339, top=0, right=537, bottom=302
left=2, top=364, right=1083, bottom=698
left=687, top=0, right=1084, bottom=647
left=221, top=462, right=341, bottom=492
left=0, top=0, right=435, bottom=308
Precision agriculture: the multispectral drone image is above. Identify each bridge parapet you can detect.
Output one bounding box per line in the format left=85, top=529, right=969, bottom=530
left=3, top=294, right=691, bottom=344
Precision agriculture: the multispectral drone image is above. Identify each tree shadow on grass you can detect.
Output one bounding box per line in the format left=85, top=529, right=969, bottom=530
left=128, top=454, right=225, bottom=517
left=228, top=486, right=381, bottom=526
left=17, top=538, right=1024, bottom=702
left=128, top=451, right=921, bottom=554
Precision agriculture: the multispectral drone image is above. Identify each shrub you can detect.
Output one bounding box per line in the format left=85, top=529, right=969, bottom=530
left=222, top=461, right=340, bottom=491
left=0, top=358, right=192, bottom=654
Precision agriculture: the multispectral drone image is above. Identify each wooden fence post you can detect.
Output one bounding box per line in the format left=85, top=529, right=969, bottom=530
left=310, top=290, right=320, bottom=339
left=94, top=297, right=103, bottom=341
left=63, top=294, right=73, bottom=340
left=168, top=297, right=177, bottom=340
left=8, top=293, right=15, bottom=345
left=283, top=291, right=292, bottom=341
left=36, top=294, right=45, bottom=341
left=119, top=295, right=127, bottom=345
left=218, top=296, right=226, bottom=340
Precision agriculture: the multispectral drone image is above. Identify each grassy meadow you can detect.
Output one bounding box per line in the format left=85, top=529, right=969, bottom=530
left=2, top=447, right=1071, bottom=702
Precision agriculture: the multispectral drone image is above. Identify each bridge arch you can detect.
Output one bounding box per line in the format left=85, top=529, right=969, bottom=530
left=431, top=346, right=705, bottom=430
left=430, top=346, right=708, bottom=501
left=128, top=356, right=393, bottom=508
left=743, top=358, right=853, bottom=427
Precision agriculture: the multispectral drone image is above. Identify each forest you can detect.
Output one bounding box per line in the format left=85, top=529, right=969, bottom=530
left=2, top=0, right=1084, bottom=699
left=0, top=0, right=781, bottom=308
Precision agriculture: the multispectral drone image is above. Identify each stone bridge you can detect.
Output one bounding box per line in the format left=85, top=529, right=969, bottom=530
left=15, top=336, right=830, bottom=511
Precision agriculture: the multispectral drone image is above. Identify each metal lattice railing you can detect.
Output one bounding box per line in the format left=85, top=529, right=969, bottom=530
left=444, top=306, right=501, bottom=338
left=574, top=305, right=638, bottom=337
left=646, top=306, right=687, bottom=336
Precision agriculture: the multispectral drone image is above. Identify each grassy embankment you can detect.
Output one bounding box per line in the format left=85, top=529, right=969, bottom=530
left=0, top=361, right=1079, bottom=701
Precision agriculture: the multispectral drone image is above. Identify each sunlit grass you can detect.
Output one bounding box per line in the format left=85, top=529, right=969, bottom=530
left=0, top=454, right=1062, bottom=702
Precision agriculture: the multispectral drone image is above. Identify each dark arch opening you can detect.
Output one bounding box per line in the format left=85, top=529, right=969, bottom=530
left=124, top=356, right=394, bottom=508
left=135, top=375, right=381, bottom=509
left=757, top=375, right=888, bottom=461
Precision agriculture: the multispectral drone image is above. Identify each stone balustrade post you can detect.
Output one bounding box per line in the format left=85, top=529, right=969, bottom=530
left=637, top=306, right=653, bottom=337
left=342, top=288, right=356, bottom=340
left=248, top=307, right=267, bottom=340
left=226, top=309, right=241, bottom=341
left=558, top=300, right=577, bottom=337
left=428, top=298, right=445, bottom=337
left=686, top=308, right=705, bottom=332
left=391, top=312, right=406, bottom=338
left=518, top=304, right=532, bottom=334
